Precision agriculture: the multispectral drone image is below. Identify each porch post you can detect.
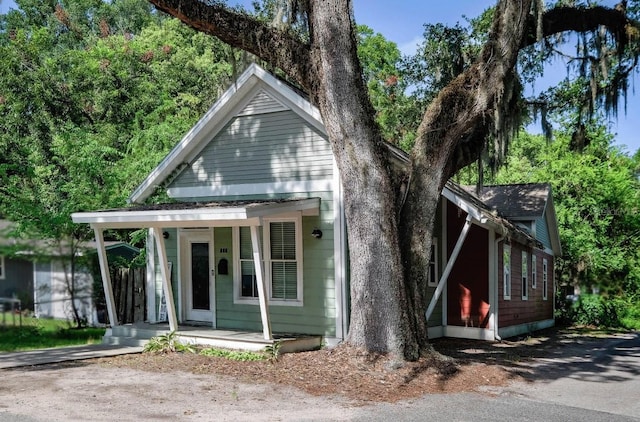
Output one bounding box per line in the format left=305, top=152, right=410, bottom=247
left=250, top=225, right=272, bottom=340
left=426, top=214, right=473, bottom=321
left=152, top=227, right=178, bottom=331
left=93, top=227, right=118, bottom=326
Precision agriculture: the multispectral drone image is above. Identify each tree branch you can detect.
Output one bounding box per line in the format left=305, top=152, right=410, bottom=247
left=147, top=0, right=312, bottom=90
left=534, top=6, right=631, bottom=48
left=441, top=3, right=637, bottom=177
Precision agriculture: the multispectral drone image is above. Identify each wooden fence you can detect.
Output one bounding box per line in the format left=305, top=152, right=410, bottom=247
left=110, top=267, right=146, bottom=324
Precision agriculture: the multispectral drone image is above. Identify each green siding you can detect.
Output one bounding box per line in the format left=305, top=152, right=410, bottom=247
left=152, top=92, right=338, bottom=336
left=170, top=110, right=333, bottom=189
left=211, top=191, right=336, bottom=337
left=536, top=216, right=552, bottom=251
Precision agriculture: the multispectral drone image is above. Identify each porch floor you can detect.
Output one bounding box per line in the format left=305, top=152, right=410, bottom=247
left=105, top=322, right=323, bottom=354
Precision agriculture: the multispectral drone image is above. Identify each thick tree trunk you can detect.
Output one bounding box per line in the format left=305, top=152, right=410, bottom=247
left=307, top=0, right=418, bottom=358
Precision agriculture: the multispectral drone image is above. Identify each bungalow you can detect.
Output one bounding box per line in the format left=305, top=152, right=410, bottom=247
left=72, top=64, right=561, bottom=348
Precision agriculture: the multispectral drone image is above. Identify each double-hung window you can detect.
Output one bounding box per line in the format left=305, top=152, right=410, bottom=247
left=503, top=245, right=511, bottom=300
left=238, top=227, right=260, bottom=298
left=267, top=220, right=299, bottom=301
left=531, top=255, right=537, bottom=289
left=234, top=215, right=303, bottom=305
left=522, top=251, right=528, bottom=300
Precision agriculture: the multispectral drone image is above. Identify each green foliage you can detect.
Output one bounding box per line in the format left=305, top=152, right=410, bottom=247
left=198, top=347, right=269, bottom=362
left=481, top=123, right=640, bottom=298
left=619, top=296, right=640, bottom=330
left=356, top=25, right=418, bottom=148
left=0, top=314, right=105, bottom=352
left=561, top=294, right=623, bottom=328
left=263, top=340, right=281, bottom=361
left=143, top=331, right=196, bottom=354
left=0, top=1, right=236, bottom=326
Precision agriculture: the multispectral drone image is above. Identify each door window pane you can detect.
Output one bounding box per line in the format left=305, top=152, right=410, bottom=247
left=191, top=242, right=210, bottom=310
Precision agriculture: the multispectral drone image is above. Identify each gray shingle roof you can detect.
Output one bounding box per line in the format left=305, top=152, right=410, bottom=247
left=464, top=183, right=551, bottom=219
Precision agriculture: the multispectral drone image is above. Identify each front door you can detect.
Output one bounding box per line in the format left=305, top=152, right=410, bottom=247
left=180, top=229, right=215, bottom=324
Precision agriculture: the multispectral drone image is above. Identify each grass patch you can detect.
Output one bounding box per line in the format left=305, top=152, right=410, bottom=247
left=0, top=313, right=105, bottom=352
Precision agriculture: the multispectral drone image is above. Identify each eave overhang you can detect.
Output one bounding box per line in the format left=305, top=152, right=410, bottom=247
left=72, top=198, right=321, bottom=230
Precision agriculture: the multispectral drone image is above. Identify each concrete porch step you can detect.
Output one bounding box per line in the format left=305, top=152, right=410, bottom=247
left=103, top=335, right=149, bottom=347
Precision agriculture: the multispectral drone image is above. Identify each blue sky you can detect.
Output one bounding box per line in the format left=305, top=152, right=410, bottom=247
left=1, top=0, right=637, bottom=153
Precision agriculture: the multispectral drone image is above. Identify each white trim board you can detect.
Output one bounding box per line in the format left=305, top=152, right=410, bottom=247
left=444, top=326, right=496, bottom=341
left=168, top=180, right=334, bottom=199
left=498, top=319, right=555, bottom=339
left=72, top=198, right=321, bottom=230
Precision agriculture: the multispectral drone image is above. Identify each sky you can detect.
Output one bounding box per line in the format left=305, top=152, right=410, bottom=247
left=1, top=0, right=638, bottom=153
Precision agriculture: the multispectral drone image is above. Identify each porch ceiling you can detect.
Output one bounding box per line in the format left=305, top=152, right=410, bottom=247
left=71, top=197, right=320, bottom=229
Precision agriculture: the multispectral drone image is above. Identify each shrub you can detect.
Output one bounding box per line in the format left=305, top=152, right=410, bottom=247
left=143, top=331, right=195, bottom=354
left=619, top=295, right=640, bottom=330
left=198, top=347, right=268, bottom=362
left=569, top=294, right=623, bottom=328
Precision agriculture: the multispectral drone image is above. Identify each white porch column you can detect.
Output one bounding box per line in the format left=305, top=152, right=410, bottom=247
left=426, top=214, right=473, bottom=321
left=93, top=227, right=118, bottom=326
left=250, top=225, right=272, bottom=340
left=152, top=227, right=178, bottom=331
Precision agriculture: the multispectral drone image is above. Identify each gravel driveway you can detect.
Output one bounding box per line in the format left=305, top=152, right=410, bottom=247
left=1, top=331, right=638, bottom=421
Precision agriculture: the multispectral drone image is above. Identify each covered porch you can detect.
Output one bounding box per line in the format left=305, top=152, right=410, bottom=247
left=72, top=198, right=321, bottom=351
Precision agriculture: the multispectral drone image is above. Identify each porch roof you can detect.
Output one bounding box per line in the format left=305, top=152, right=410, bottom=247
left=71, top=197, right=321, bottom=229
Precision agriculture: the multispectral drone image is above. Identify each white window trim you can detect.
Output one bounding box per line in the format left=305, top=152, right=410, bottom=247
left=542, top=258, right=549, bottom=301
left=233, top=226, right=260, bottom=303
left=522, top=251, right=528, bottom=301
left=0, top=255, right=4, bottom=279
left=264, top=216, right=304, bottom=305
left=427, top=238, right=438, bottom=288
left=233, top=213, right=304, bottom=306
left=503, top=245, right=511, bottom=300
left=531, top=255, right=537, bottom=289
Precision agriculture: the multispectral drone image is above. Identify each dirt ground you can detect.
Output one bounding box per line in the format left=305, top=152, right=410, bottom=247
left=0, top=327, right=629, bottom=421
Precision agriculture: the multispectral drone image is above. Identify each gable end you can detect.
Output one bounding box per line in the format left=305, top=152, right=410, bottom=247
left=237, top=89, right=289, bottom=116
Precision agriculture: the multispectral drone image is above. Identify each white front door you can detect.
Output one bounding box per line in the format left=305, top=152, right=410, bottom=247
left=180, top=229, right=215, bottom=324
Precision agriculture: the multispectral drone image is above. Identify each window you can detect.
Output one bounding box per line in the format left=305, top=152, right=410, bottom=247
left=267, top=221, right=299, bottom=300
left=427, top=238, right=438, bottom=288
left=238, top=227, right=259, bottom=298
left=531, top=255, right=537, bottom=289
left=0, top=255, right=4, bottom=280
left=542, top=258, right=548, bottom=300
left=522, top=251, right=528, bottom=300
left=234, top=216, right=303, bottom=305
left=503, top=245, right=511, bottom=300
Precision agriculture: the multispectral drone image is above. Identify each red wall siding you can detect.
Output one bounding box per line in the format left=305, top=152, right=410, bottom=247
left=446, top=203, right=490, bottom=328
left=498, top=242, right=554, bottom=328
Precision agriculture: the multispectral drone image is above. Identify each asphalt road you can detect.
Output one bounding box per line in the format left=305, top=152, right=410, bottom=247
left=352, top=332, right=640, bottom=421
left=497, top=331, right=640, bottom=419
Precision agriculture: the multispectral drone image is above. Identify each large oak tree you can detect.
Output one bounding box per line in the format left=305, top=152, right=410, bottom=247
left=147, top=0, right=639, bottom=360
